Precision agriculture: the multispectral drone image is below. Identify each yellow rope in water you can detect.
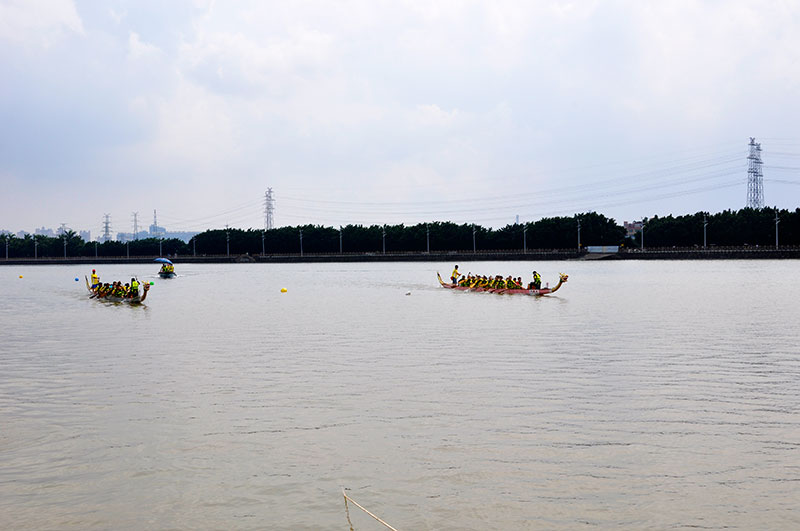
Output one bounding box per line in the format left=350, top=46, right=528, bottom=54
left=342, top=489, right=399, bottom=531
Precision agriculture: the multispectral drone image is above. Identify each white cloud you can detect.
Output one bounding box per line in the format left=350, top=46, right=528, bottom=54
left=0, top=0, right=83, bottom=48
left=128, top=31, right=162, bottom=60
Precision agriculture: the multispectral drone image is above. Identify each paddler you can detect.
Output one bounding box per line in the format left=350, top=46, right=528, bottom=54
left=129, top=277, right=139, bottom=298
left=532, top=270, right=542, bottom=289
left=90, top=269, right=100, bottom=289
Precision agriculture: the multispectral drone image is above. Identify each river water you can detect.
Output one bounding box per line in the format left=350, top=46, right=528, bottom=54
left=1, top=260, right=798, bottom=530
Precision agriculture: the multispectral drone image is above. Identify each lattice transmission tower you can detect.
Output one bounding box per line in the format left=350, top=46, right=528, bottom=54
left=132, top=211, right=139, bottom=240
left=264, top=188, right=275, bottom=230
left=747, top=137, right=764, bottom=209
left=102, top=214, right=112, bottom=242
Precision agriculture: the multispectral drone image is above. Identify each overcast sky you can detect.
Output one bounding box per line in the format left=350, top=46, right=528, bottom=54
left=2, top=0, right=799, bottom=236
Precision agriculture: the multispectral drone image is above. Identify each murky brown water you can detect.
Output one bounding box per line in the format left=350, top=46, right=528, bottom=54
left=1, top=260, right=798, bottom=529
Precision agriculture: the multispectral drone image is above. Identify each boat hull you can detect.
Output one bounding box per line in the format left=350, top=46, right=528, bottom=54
left=158, top=272, right=176, bottom=278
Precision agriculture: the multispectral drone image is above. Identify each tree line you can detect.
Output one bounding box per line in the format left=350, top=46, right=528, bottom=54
left=2, top=208, right=798, bottom=258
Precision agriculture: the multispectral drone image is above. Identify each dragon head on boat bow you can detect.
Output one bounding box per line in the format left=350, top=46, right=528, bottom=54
left=549, top=273, right=568, bottom=293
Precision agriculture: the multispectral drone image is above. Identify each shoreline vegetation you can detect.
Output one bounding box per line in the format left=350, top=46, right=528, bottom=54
left=2, top=208, right=798, bottom=262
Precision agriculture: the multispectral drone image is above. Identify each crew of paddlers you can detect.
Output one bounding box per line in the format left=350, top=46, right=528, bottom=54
left=452, top=268, right=543, bottom=290
left=91, top=276, right=142, bottom=299
left=159, top=264, right=174, bottom=274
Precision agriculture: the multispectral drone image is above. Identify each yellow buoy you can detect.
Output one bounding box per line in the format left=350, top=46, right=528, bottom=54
left=280, top=288, right=287, bottom=293
left=19, top=275, right=23, bottom=278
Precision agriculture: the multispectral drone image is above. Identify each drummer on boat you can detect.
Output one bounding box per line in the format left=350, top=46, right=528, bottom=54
left=530, top=270, right=542, bottom=290
left=129, top=278, right=139, bottom=298
left=90, top=269, right=100, bottom=289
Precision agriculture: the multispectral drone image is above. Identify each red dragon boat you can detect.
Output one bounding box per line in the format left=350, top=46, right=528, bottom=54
left=437, top=272, right=568, bottom=296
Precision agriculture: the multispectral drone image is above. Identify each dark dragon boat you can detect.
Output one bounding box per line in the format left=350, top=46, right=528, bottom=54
left=85, top=276, right=150, bottom=303
left=437, top=272, right=568, bottom=296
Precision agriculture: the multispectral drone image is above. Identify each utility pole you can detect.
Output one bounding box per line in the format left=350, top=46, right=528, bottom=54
left=747, top=137, right=764, bottom=209
left=382, top=225, right=386, bottom=254
left=261, top=231, right=265, bottom=257
left=577, top=217, right=581, bottom=251
left=193, top=237, right=196, bottom=257
left=225, top=224, right=230, bottom=256
left=94, top=240, right=97, bottom=258
left=775, top=207, right=780, bottom=249
left=159, top=237, right=162, bottom=256
left=35, top=236, right=39, bottom=259
left=63, top=232, right=67, bottom=258
left=703, top=213, right=708, bottom=249
left=472, top=225, right=476, bottom=253
left=339, top=226, right=343, bottom=254
left=4, top=235, right=7, bottom=260
left=426, top=223, right=430, bottom=253
left=299, top=228, right=303, bottom=256
left=264, top=188, right=275, bottom=230
left=126, top=241, right=129, bottom=259
left=132, top=212, right=139, bottom=240
left=523, top=225, right=528, bottom=253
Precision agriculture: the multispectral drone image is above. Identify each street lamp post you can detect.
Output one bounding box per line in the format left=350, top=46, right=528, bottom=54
left=299, top=228, right=303, bottom=256
left=339, top=226, right=343, bottom=254
left=35, top=237, right=39, bottom=259
left=382, top=226, right=386, bottom=254
left=523, top=226, right=528, bottom=253
left=426, top=223, right=430, bottom=254
left=641, top=221, right=645, bottom=251
left=577, top=218, right=581, bottom=251
left=775, top=207, right=780, bottom=250
left=703, top=213, right=708, bottom=249
left=261, top=231, right=265, bottom=257
left=472, top=225, right=476, bottom=253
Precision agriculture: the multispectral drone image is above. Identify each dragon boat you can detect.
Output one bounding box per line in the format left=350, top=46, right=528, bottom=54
left=158, top=270, right=176, bottom=279
left=437, top=272, right=568, bottom=296
left=85, top=276, right=150, bottom=303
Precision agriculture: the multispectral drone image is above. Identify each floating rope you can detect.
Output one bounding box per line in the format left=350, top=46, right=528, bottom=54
left=342, top=489, right=399, bottom=531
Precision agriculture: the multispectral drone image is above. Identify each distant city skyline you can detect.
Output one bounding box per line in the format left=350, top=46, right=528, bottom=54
left=2, top=221, right=198, bottom=243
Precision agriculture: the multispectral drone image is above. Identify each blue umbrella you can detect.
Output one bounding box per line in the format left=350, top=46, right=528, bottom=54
left=154, top=257, right=173, bottom=265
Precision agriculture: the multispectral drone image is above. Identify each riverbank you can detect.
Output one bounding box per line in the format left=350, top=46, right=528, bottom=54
left=2, top=247, right=799, bottom=265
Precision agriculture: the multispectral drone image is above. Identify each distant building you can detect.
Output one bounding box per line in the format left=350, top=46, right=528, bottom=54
left=149, top=223, right=166, bottom=238
left=35, top=227, right=56, bottom=237
left=624, top=221, right=643, bottom=237
left=118, top=228, right=198, bottom=243
left=79, top=230, right=91, bottom=242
